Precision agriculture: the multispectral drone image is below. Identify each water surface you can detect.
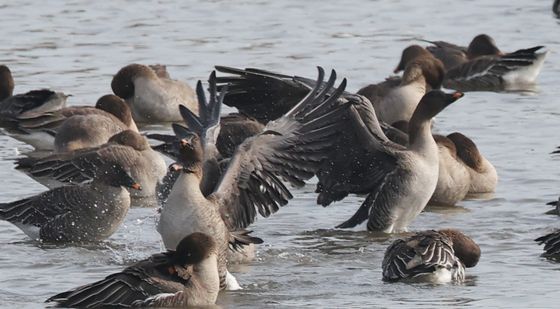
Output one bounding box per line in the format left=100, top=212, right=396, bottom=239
left=0, top=0, right=559, bottom=308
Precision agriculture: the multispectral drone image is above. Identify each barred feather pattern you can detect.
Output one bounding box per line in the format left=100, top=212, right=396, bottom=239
left=382, top=230, right=466, bottom=282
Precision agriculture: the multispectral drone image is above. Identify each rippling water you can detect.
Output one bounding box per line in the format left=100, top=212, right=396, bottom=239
left=1, top=0, right=559, bottom=307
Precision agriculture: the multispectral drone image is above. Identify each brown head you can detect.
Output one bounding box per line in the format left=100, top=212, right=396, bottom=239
left=409, top=91, right=463, bottom=143
left=433, top=134, right=457, bottom=157
left=467, top=34, right=501, bottom=59
left=446, top=132, right=483, bottom=171
left=95, top=94, right=134, bottom=127
left=111, top=64, right=158, bottom=99
left=168, top=125, right=204, bottom=176
left=439, top=229, right=481, bottom=268
left=108, top=130, right=149, bottom=151
left=410, top=90, right=463, bottom=124
left=0, top=65, right=15, bottom=101
left=172, top=232, right=216, bottom=266
left=394, top=45, right=432, bottom=73
left=95, top=162, right=142, bottom=191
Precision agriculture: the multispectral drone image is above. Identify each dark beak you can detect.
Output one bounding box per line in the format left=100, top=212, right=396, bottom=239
left=394, top=57, right=407, bottom=73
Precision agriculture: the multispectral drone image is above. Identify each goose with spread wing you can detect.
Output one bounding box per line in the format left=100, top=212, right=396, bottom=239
left=46, top=232, right=220, bottom=308
left=158, top=68, right=349, bottom=289
left=214, top=66, right=464, bottom=232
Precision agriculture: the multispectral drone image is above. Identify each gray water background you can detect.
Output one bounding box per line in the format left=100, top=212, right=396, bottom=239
left=0, top=0, right=559, bottom=307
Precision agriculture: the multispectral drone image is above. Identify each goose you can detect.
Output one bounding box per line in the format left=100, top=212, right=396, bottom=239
left=419, top=34, right=500, bottom=70
left=11, top=94, right=138, bottom=151
left=214, top=66, right=464, bottom=232
left=111, top=64, right=197, bottom=122
left=366, top=123, right=477, bottom=206
left=0, top=65, right=69, bottom=122
left=0, top=162, right=141, bottom=243
left=366, top=56, right=445, bottom=125
left=330, top=90, right=463, bottom=232
left=446, top=132, right=497, bottom=194
left=382, top=229, right=480, bottom=283
left=397, top=37, right=548, bottom=91
left=46, top=232, right=220, bottom=307
left=429, top=134, right=471, bottom=206
left=158, top=68, right=350, bottom=289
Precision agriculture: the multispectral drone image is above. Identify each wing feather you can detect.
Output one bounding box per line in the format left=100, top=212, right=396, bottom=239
left=210, top=68, right=349, bottom=230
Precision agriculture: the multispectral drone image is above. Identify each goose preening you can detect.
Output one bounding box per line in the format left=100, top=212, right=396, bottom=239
left=111, top=63, right=197, bottom=123
left=46, top=232, right=220, bottom=307
left=382, top=229, right=480, bottom=283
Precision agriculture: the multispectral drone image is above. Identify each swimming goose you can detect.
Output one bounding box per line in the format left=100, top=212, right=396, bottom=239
left=446, top=132, right=497, bottom=194
left=368, top=56, right=445, bottom=125
left=16, top=130, right=166, bottom=205
left=535, top=230, right=560, bottom=257
left=53, top=96, right=138, bottom=152
left=382, top=229, right=480, bottom=283
left=11, top=94, right=138, bottom=151
left=46, top=232, right=220, bottom=307
left=331, top=91, right=463, bottom=232
left=158, top=68, right=349, bottom=289
left=398, top=37, right=548, bottom=91
left=0, top=65, right=69, bottom=121
left=429, top=134, right=471, bottom=206
left=419, top=34, right=500, bottom=70
left=0, top=162, right=141, bottom=243
left=111, top=64, right=197, bottom=123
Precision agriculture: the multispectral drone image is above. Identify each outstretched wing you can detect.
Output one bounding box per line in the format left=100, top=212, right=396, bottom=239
left=215, top=66, right=314, bottom=124
left=210, top=67, right=349, bottom=230
left=315, top=93, right=404, bottom=207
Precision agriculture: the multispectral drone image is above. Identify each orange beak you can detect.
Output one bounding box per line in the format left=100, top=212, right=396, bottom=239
left=452, top=92, right=464, bottom=100
left=169, top=163, right=183, bottom=172
left=131, top=183, right=142, bottom=190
